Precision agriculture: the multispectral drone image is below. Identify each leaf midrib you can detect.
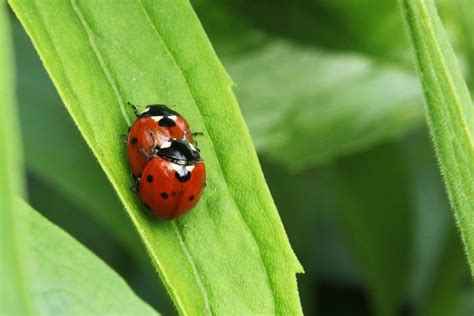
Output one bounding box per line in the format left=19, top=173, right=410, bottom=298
left=416, top=0, right=474, bottom=144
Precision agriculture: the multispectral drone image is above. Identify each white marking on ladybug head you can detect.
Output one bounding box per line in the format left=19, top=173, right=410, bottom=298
left=151, top=116, right=164, bottom=122
left=160, top=141, right=172, bottom=149
left=171, top=162, right=187, bottom=170
left=185, top=165, right=195, bottom=172
left=168, top=115, right=178, bottom=121
left=189, top=143, right=197, bottom=152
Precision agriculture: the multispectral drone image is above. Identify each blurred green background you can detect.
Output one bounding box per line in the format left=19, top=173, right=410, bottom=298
left=9, top=0, right=474, bottom=315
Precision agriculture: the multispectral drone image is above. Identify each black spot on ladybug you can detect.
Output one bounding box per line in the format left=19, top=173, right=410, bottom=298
left=146, top=175, right=153, bottom=183
left=161, top=192, right=169, bottom=199
left=158, top=117, right=176, bottom=127
left=189, top=195, right=195, bottom=201
left=175, top=169, right=191, bottom=182
left=131, top=137, right=138, bottom=145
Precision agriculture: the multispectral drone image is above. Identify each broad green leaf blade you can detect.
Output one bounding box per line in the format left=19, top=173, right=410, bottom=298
left=400, top=0, right=474, bottom=273
left=0, top=3, right=34, bottom=314
left=16, top=198, right=158, bottom=315
left=9, top=0, right=303, bottom=314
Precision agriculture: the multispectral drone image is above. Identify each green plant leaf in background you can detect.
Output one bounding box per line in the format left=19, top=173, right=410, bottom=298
left=403, top=132, right=453, bottom=302
left=9, top=0, right=303, bottom=314
left=400, top=0, right=474, bottom=273
left=195, top=1, right=425, bottom=171
left=15, top=198, right=158, bottom=316
left=420, top=227, right=468, bottom=316
left=0, top=2, right=34, bottom=314
left=329, top=144, right=413, bottom=316
left=228, top=44, right=423, bottom=169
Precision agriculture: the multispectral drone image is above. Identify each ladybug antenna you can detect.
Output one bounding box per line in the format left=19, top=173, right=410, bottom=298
left=128, top=101, right=144, bottom=117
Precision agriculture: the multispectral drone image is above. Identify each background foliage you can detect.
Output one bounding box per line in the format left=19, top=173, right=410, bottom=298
left=4, top=0, right=474, bottom=315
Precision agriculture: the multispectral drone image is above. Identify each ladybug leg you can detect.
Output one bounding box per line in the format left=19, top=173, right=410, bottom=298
left=130, top=173, right=140, bottom=193
left=191, top=132, right=203, bottom=147
left=122, top=134, right=128, bottom=143
left=139, top=148, right=154, bottom=160
left=147, top=130, right=161, bottom=154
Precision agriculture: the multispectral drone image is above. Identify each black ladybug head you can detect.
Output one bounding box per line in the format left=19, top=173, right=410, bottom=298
left=139, top=104, right=179, bottom=118
left=157, top=139, right=201, bottom=164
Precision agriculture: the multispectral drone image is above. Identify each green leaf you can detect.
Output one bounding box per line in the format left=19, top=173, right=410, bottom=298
left=195, top=1, right=425, bottom=170
left=202, top=0, right=410, bottom=63
left=227, top=42, right=423, bottom=169
left=16, top=198, right=158, bottom=315
left=400, top=0, right=474, bottom=273
left=0, top=3, right=34, bottom=314
left=9, top=0, right=303, bottom=314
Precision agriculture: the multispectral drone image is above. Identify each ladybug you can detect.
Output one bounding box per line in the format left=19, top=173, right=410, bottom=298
left=138, top=139, right=206, bottom=220
left=127, top=104, right=195, bottom=178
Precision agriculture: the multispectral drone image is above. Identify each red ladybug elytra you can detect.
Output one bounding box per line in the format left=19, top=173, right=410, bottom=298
left=127, top=104, right=194, bottom=178
left=138, top=139, right=206, bottom=220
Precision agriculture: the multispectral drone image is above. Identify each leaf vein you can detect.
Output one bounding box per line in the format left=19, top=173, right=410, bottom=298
left=70, top=0, right=132, bottom=126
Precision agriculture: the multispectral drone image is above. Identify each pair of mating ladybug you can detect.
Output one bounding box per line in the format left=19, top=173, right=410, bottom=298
left=126, top=104, right=205, bottom=220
